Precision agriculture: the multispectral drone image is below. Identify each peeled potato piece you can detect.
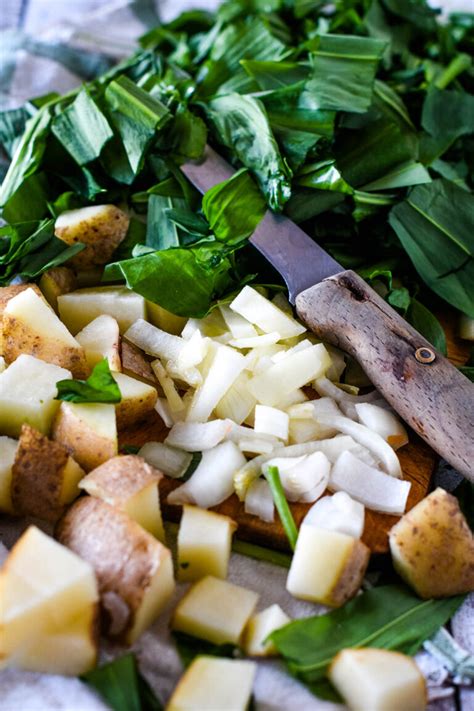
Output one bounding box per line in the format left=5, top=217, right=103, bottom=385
left=0, top=436, right=18, bottom=513
left=58, top=286, right=146, bottom=335
left=168, top=656, right=257, bottom=711
left=2, top=287, right=88, bottom=378
left=113, top=372, right=158, bottom=429
left=243, top=604, right=290, bottom=657
left=389, top=487, right=474, bottom=598
left=11, top=425, right=84, bottom=522
left=56, top=497, right=175, bottom=644
left=79, top=455, right=164, bottom=541
left=177, top=506, right=237, bottom=582
left=39, top=266, right=77, bottom=313
left=54, top=205, right=129, bottom=269
left=329, top=648, right=426, bottom=711
left=75, top=315, right=121, bottom=372
left=286, top=525, right=370, bottom=607
left=0, top=525, right=99, bottom=676
left=52, top=402, right=117, bottom=471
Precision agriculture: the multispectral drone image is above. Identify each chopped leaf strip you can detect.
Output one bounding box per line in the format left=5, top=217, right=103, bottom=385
left=265, top=465, right=298, bottom=551
left=56, top=358, right=122, bottom=403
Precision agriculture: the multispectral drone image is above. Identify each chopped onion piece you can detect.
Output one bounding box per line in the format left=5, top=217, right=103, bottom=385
left=302, top=492, right=365, bottom=538
left=230, top=332, right=281, bottom=349
left=138, top=442, right=192, bottom=479
left=316, top=414, right=402, bottom=478
left=354, top=403, right=408, bottom=450
left=167, top=441, right=246, bottom=508
left=263, top=452, right=330, bottom=502
left=214, top=372, right=256, bottom=425
left=329, top=451, right=410, bottom=515
left=248, top=344, right=331, bottom=407
left=254, top=405, right=289, bottom=442
left=324, top=345, right=346, bottom=381
left=166, top=362, right=202, bottom=388
left=219, top=305, right=258, bottom=339
left=186, top=345, right=246, bottom=422
left=239, top=439, right=275, bottom=455
left=227, top=423, right=278, bottom=445
left=165, top=420, right=232, bottom=452
left=287, top=398, right=341, bottom=442
left=245, top=479, right=274, bottom=522
left=270, top=339, right=312, bottom=364
left=155, top=397, right=175, bottom=428
left=245, top=344, right=283, bottom=373
left=230, top=286, right=305, bottom=339
left=273, top=389, right=308, bottom=410
left=177, top=330, right=208, bottom=369
left=314, top=376, right=381, bottom=418
left=125, top=319, right=185, bottom=361
left=151, top=359, right=185, bottom=417
left=181, top=318, right=200, bottom=340
left=271, top=292, right=292, bottom=315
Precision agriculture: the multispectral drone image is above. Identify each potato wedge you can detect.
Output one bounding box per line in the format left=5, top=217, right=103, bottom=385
left=121, top=340, right=156, bottom=384
left=389, top=487, right=474, bottom=598
left=243, top=604, right=290, bottom=657
left=11, top=425, right=84, bottom=522
left=3, top=287, right=88, bottom=378
left=39, top=266, right=77, bottom=312
left=168, top=656, right=256, bottom=711
left=58, top=286, right=146, bottom=334
left=0, top=354, right=71, bottom=437
left=0, top=525, right=99, bottom=675
left=75, top=314, right=121, bottom=372
left=113, top=372, right=158, bottom=429
left=177, top=506, right=237, bottom=582
left=329, top=648, right=426, bottom=711
left=171, top=576, right=258, bottom=645
left=286, top=525, right=370, bottom=607
left=55, top=205, right=129, bottom=269
left=56, top=497, right=175, bottom=644
left=0, top=436, right=18, bottom=514
left=52, top=402, right=117, bottom=471
left=0, top=283, right=44, bottom=355
left=79, top=455, right=164, bottom=540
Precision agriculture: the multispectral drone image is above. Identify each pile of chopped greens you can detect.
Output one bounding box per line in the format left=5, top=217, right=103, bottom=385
left=0, top=0, right=473, bottom=348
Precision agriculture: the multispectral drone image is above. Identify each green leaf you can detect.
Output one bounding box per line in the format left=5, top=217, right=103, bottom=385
left=406, top=299, right=447, bottom=355
left=422, top=89, right=474, bottom=144
left=82, top=653, right=163, bottom=711
left=389, top=180, right=474, bottom=318
left=271, top=585, right=465, bottom=689
left=56, top=358, right=122, bottom=404
left=0, top=105, right=32, bottom=158
left=202, top=169, right=266, bottom=244
left=265, top=466, right=298, bottom=551
left=296, top=159, right=353, bottom=194
left=362, top=161, right=431, bottom=191
left=173, top=632, right=237, bottom=669
left=241, top=60, right=309, bottom=91
left=51, top=89, right=113, bottom=165
left=146, top=194, right=183, bottom=250
left=2, top=172, right=50, bottom=223
left=232, top=539, right=292, bottom=568
left=205, top=93, right=292, bottom=211
left=387, top=286, right=411, bottom=314
left=168, top=109, right=207, bottom=160
left=304, top=34, right=386, bottom=113
left=260, top=85, right=335, bottom=137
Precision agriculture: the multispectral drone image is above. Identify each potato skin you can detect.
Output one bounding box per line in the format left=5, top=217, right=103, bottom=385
left=39, top=267, right=77, bottom=312
left=121, top=340, right=156, bottom=384
left=81, top=455, right=162, bottom=505
left=52, top=403, right=117, bottom=472
left=329, top=539, right=371, bottom=607
left=55, top=205, right=129, bottom=269
left=0, top=284, right=43, bottom=355
left=389, top=487, right=474, bottom=598
left=115, top=384, right=158, bottom=430
left=56, top=496, right=172, bottom=642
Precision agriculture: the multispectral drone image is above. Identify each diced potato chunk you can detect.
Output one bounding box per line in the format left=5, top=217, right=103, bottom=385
left=55, top=204, right=129, bottom=269
left=168, top=656, right=256, bottom=711
left=389, top=487, right=474, bottom=598
left=11, top=425, right=84, bottom=522
left=0, top=525, right=99, bottom=675
left=58, top=286, right=146, bottom=334
left=286, top=525, right=370, bottom=607
left=177, top=506, right=237, bottom=582
left=146, top=301, right=186, bottom=335
left=243, top=604, right=290, bottom=656
left=2, top=288, right=88, bottom=378
left=39, top=266, right=77, bottom=312
left=0, top=436, right=18, bottom=513
left=56, top=497, right=175, bottom=644
left=75, top=315, right=121, bottom=371
left=329, top=648, right=426, bottom=711
left=52, top=402, right=117, bottom=471
left=79, top=455, right=164, bottom=541
left=172, top=576, right=258, bottom=645
left=0, top=284, right=44, bottom=355
left=0, top=354, right=71, bottom=437
left=113, top=372, right=157, bottom=429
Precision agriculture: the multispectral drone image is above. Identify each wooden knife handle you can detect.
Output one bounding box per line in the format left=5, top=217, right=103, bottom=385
left=296, top=270, right=474, bottom=482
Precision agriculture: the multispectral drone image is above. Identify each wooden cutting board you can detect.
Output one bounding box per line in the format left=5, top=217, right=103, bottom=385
left=120, top=312, right=470, bottom=555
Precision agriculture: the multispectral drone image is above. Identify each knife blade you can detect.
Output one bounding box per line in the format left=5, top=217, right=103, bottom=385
left=182, top=146, right=474, bottom=481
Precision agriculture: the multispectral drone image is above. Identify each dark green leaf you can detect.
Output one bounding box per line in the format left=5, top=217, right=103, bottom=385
left=56, top=358, right=122, bottom=404
left=2, top=172, right=50, bottom=223
left=0, top=105, right=32, bottom=158
left=232, top=539, right=292, bottom=568
left=168, top=109, right=207, bottom=160
left=52, top=89, right=113, bottom=165
left=146, top=195, right=183, bottom=250
left=422, top=89, right=474, bottom=144
left=387, top=286, right=411, bottom=314
left=406, top=299, right=447, bottom=355
left=362, top=161, right=431, bottom=191
left=265, top=466, right=298, bottom=550
left=241, top=60, right=309, bottom=91
left=173, top=632, right=237, bottom=669
left=297, top=159, right=353, bottom=194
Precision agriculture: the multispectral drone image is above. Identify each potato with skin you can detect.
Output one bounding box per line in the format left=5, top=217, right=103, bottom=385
left=2, top=287, right=88, bottom=378
left=55, top=205, right=129, bottom=269
left=79, top=455, right=164, bottom=541
left=329, top=648, right=426, bottom=711
left=0, top=525, right=99, bottom=675
left=75, top=315, right=121, bottom=372
left=0, top=436, right=18, bottom=513
left=0, top=283, right=44, bottom=355
left=389, top=487, right=474, bottom=598
left=121, top=340, right=156, bottom=384
left=11, top=425, right=84, bottom=522
left=113, top=372, right=158, bottom=429
left=56, top=497, right=175, bottom=644
left=39, top=266, right=77, bottom=312
left=52, top=402, right=117, bottom=472
left=286, top=525, right=370, bottom=607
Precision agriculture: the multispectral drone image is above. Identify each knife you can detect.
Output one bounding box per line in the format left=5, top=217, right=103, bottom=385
left=182, top=145, right=474, bottom=482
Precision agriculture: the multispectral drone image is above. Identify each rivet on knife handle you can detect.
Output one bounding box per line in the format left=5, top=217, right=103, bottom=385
left=296, top=270, right=474, bottom=482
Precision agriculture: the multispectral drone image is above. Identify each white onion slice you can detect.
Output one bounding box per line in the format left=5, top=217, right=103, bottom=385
left=219, top=304, right=258, bottom=339
left=230, top=285, right=305, bottom=339
left=263, top=451, right=330, bottom=502
left=314, top=376, right=381, bottom=419
left=186, top=345, right=246, bottom=422
left=316, top=414, right=402, bottom=478
left=230, top=332, right=281, bottom=349
left=329, top=451, right=410, bottom=514
left=271, top=292, right=292, bottom=315
left=245, top=478, right=275, bottom=522
left=151, top=359, right=186, bottom=417
left=176, top=330, right=208, bottom=369
left=167, top=441, right=246, bottom=508
left=302, top=492, right=365, bottom=538
left=254, top=405, right=289, bottom=442
left=238, top=438, right=275, bottom=455
left=125, top=319, right=185, bottom=361
left=354, top=403, right=408, bottom=450
left=214, top=373, right=256, bottom=425
left=165, top=420, right=232, bottom=451
left=138, top=442, right=192, bottom=479
left=271, top=339, right=312, bottom=363
left=154, top=397, right=175, bottom=428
